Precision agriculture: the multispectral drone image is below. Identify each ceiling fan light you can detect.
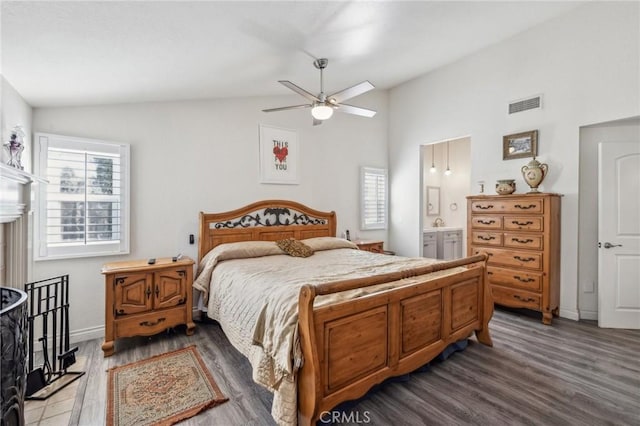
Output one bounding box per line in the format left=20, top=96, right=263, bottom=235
left=311, top=104, right=334, bottom=120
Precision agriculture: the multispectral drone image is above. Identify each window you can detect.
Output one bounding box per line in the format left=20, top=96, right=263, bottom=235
left=35, top=133, right=130, bottom=260
left=360, top=167, right=388, bottom=230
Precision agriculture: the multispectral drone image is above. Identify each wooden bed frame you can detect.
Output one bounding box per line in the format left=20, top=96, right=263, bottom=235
left=199, top=200, right=493, bottom=425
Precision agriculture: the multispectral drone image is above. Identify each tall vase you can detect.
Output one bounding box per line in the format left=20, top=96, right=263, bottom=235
left=521, top=157, right=548, bottom=193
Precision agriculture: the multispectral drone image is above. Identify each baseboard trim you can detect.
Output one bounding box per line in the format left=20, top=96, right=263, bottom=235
left=578, top=310, right=598, bottom=321
left=70, top=325, right=104, bottom=344
left=559, top=308, right=580, bottom=321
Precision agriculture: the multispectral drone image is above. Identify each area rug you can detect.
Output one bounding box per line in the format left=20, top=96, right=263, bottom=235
left=107, top=345, right=228, bottom=426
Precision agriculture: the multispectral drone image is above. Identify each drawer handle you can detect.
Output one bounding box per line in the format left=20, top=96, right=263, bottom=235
left=512, top=238, right=534, bottom=244
left=140, top=318, right=166, bottom=327
left=514, top=204, right=537, bottom=210
left=512, top=220, right=534, bottom=226
left=514, top=256, right=536, bottom=262
left=514, top=275, right=536, bottom=283
left=487, top=271, right=493, bottom=275
left=478, top=235, right=496, bottom=241
left=513, top=295, right=536, bottom=303
left=478, top=220, right=496, bottom=225
left=475, top=204, right=494, bottom=210
left=478, top=252, right=494, bottom=257
left=146, top=286, right=152, bottom=300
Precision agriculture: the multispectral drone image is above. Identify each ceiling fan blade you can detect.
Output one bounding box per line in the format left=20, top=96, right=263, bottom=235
left=262, top=104, right=312, bottom=113
left=278, top=80, right=320, bottom=103
left=327, top=81, right=374, bottom=104
left=335, top=103, right=377, bottom=118
left=312, top=117, right=323, bottom=126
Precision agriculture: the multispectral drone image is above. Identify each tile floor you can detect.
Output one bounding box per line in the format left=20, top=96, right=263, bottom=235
left=24, top=357, right=86, bottom=426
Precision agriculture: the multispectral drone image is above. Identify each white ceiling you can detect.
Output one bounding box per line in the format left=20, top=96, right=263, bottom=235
left=1, top=1, right=582, bottom=108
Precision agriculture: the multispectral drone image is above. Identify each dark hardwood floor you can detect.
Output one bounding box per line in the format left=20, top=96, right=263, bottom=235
left=68, top=309, right=640, bottom=425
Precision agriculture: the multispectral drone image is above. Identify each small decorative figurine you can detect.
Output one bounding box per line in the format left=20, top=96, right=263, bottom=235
left=521, top=157, right=549, bottom=193
left=495, top=179, right=516, bottom=195
left=3, top=126, right=26, bottom=170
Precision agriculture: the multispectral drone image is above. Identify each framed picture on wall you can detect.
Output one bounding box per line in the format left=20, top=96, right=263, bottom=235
left=259, top=124, right=299, bottom=184
left=503, top=130, right=538, bottom=160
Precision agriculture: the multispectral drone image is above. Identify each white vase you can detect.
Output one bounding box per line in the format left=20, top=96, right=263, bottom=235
left=521, top=157, right=548, bottom=193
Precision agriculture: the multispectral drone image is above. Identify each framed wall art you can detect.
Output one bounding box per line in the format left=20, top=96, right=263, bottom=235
left=259, top=124, right=299, bottom=184
left=503, top=130, right=538, bottom=160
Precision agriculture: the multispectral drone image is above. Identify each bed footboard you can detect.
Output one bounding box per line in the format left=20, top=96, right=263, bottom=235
left=297, top=254, right=492, bottom=425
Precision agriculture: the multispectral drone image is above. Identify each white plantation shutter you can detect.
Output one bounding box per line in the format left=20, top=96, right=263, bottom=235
left=360, top=167, right=388, bottom=230
left=35, top=134, right=130, bottom=259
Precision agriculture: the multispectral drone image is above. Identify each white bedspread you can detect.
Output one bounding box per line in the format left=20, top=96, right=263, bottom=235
left=193, top=238, right=448, bottom=425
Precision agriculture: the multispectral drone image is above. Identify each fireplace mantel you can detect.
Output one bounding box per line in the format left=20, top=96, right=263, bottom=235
left=0, top=163, right=47, bottom=224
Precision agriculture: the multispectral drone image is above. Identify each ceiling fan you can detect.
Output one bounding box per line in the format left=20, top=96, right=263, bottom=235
left=262, top=58, right=376, bottom=125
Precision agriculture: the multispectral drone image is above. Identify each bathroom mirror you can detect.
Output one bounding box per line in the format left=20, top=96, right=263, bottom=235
left=426, top=186, right=440, bottom=216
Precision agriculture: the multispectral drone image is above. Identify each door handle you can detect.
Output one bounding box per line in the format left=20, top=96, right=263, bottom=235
left=601, top=242, right=623, bottom=249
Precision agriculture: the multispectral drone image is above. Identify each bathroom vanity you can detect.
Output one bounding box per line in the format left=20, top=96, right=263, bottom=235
left=423, top=227, right=463, bottom=260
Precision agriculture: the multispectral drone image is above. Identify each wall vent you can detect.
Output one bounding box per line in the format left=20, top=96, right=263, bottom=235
left=509, top=95, right=542, bottom=114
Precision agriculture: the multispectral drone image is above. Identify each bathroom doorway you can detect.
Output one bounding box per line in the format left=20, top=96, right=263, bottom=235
left=420, top=137, right=471, bottom=259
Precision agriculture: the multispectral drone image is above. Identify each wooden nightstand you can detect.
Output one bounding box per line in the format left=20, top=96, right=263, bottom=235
left=353, top=239, right=384, bottom=253
left=101, top=257, right=196, bottom=356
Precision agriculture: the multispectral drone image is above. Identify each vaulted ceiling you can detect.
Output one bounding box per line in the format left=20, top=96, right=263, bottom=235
left=1, top=1, right=582, bottom=107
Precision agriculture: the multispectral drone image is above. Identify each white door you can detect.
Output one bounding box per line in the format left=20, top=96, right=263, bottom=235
left=598, top=141, right=640, bottom=328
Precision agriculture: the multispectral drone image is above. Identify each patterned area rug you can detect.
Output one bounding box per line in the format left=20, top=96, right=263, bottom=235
left=107, top=345, right=228, bottom=426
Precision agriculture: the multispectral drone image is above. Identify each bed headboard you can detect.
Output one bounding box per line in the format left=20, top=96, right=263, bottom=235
left=198, top=199, right=337, bottom=262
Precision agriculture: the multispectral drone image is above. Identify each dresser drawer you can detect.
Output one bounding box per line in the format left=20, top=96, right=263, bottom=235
left=471, top=231, right=503, bottom=246
left=487, top=266, right=542, bottom=292
left=471, top=216, right=503, bottom=230
left=491, top=286, right=541, bottom=310
left=504, top=233, right=543, bottom=250
left=471, top=198, right=544, bottom=214
left=503, top=216, right=543, bottom=231
left=115, top=308, right=186, bottom=338
left=472, top=247, right=542, bottom=270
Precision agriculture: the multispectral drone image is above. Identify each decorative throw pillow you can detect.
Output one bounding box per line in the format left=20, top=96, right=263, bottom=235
left=276, top=238, right=314, bottom=258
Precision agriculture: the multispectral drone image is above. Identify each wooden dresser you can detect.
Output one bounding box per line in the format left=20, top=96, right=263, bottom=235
left=467, top=193, right=561, bottom=324
left=353, top=239, right=384, bottom=253
left=101, top=257, right=196, bottom=356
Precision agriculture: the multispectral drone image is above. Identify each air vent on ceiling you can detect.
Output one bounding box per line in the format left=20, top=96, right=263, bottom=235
left=509, top=95, right=542, bottom=114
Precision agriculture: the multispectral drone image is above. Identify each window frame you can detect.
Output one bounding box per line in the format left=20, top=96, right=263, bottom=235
left=34, top=133, right=130, bottom=260
left=360, top=166, right=388, bottom=231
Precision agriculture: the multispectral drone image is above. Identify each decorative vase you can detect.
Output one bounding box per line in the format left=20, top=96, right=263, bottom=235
left=3, top=126, right=26, bottom=170
left=521, top=157, right=548, bottom=193
left=495, top=179, right=516, bottom=195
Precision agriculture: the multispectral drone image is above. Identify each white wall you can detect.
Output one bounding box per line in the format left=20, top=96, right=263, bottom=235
left=32, top=91, right=389, bottom=341
left=1, top=77, right=33, bottom=172
left=388, top=2, right=639, bottom=320
left=578, top=117, right=640, bottom=320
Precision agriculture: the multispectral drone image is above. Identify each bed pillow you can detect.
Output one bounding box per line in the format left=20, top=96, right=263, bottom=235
left=300, top=236, right=359, bottom=252
left=194, top=241, right=286, bottom=299
left=276, top=238, right=314, bottom=258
